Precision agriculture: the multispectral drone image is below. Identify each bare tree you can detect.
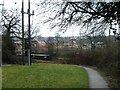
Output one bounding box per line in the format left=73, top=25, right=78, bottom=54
left=35, top=1, right=120, bottom=37
left=2, top=9, right=21, bottom=38
left=2, top=8, right=39, bottom=40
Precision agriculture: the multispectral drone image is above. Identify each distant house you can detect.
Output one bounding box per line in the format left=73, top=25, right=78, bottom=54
left=96, top=42, right=104, bottom=48
left=14, top=40, right=22, bottom=55
left=32, top=39, right=48, bottom=53
left=82, top=43, right=91, bottom=49
left=14, top=38, right=48, bottom=55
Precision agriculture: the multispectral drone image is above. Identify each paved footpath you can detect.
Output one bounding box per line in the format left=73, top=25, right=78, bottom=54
left=83, top=66, right=110, bottom=89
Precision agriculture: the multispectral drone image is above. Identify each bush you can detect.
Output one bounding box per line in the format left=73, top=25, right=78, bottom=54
left=2, top=34, right=22, bottom=64
left=2, top=51, right=22, bottom=64
left=63, top=49, right=99, bottom=66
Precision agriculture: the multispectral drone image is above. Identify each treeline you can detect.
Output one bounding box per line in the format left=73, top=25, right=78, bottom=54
left=55, top=38, right=120, bottom=88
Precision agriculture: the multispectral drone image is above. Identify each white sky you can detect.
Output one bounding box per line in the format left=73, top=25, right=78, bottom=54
left=1, top=0, right=81, bottom=37
left=1, top=0, right=117, bottom=37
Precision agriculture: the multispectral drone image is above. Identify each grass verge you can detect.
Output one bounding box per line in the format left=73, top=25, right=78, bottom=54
left=2, top=64, right=89, bottom=88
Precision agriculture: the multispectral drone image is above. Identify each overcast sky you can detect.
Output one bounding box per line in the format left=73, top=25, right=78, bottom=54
left=0, top=0, right=82, bottom=37
left=1, top=0, right=116, bottom=37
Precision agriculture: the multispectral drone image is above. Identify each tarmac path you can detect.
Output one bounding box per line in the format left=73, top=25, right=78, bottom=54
left=83, top=66, right=110, bottom=89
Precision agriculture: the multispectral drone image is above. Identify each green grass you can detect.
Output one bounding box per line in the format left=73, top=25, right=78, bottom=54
left=2, top=64, right=89, bottom=88
left=0, top=67, right=2, bottom=89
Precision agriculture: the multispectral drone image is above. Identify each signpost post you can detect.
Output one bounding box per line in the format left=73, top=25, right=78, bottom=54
left=21, top=0, right=25, bottom=65
left=21, top=0, right=34, bottom=66
left=28, top=0, right=34, bottom=66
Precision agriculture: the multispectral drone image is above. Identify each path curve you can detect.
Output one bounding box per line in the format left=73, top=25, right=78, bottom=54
left=83, top=66, right=110, bottom=89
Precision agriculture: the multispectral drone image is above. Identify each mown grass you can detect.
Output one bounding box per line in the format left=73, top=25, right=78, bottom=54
left=2, top=64, right=88, bottom=88
left=0, top=67, right=2, bottom=89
